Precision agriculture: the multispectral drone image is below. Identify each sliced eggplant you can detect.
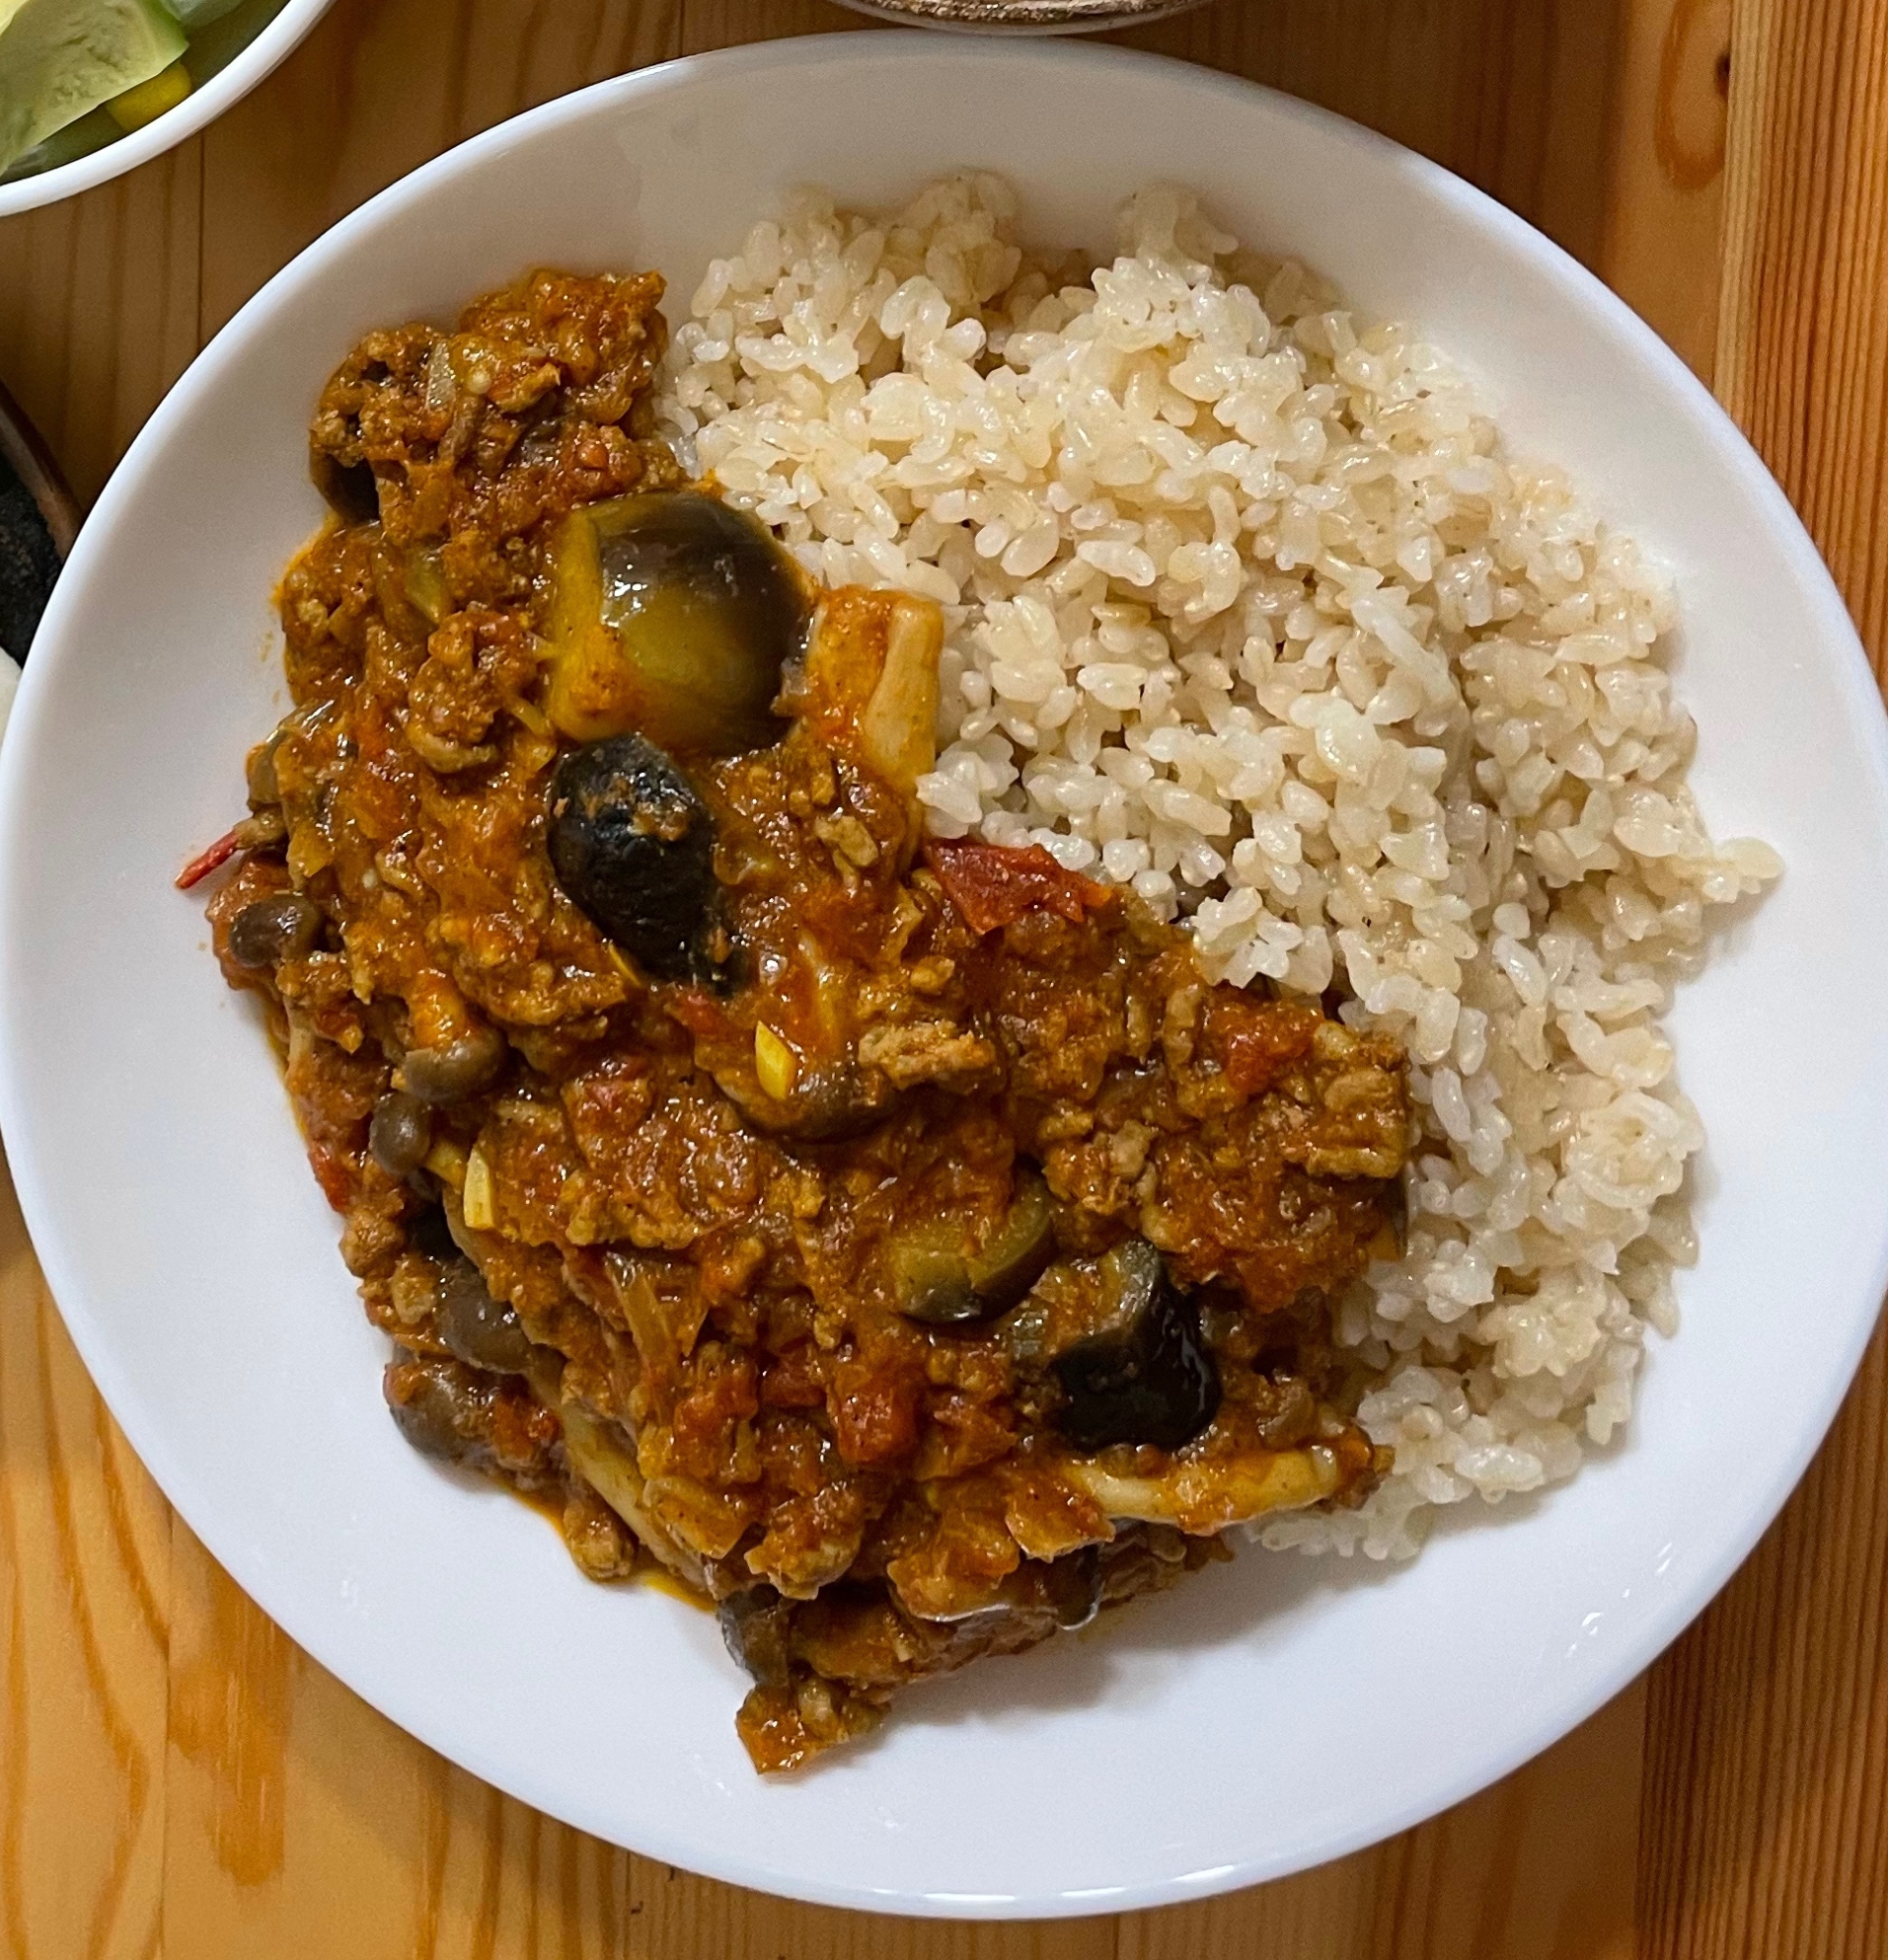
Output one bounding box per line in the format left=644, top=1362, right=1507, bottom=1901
left=1045, top=1240, right=1221, bottom=1453
left=890, top=1168, right=1057, bottom=1327
left=310, top=447, right=379, bottom=526
left=544, top=490, right=806, bottom=756
left=548, top=733, right=718, bottom=980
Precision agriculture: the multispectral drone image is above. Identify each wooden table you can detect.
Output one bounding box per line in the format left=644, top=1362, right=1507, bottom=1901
left=2, top=1, right=1884, bottom=1952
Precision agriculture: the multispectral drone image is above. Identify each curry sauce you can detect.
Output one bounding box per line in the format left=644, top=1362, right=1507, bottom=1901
left=195, top=267, right=1411, bottom=1771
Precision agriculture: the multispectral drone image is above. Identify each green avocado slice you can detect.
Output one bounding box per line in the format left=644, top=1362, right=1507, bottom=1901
left=0, top=0, right=188, bottom=171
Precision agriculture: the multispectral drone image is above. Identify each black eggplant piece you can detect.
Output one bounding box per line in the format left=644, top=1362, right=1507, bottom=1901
left=548, top=733, right=718, bottom=981
left=310, top=448, right=380, bottom=526
left=1049, top=1240, right=1221, bottom=1453
left=890, top=1168, right=1058, bottom=1327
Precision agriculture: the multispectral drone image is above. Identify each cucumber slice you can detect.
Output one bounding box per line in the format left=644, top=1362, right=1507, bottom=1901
left=0, top=0, right=188, bottom=171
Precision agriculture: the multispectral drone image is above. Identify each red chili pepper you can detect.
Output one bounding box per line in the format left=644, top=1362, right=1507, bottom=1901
left=174, top=825, right=244, bottom=891
left=923, top=838, right=1115, bottom=936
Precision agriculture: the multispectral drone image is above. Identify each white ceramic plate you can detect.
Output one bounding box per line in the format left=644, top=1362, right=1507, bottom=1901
left=0, top=0, right=335, bottom=219
left=4, top=33, right=1886, bottom=1920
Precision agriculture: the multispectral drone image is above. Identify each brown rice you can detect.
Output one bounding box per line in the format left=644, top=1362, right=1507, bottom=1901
left=657, top=174, right=1779, bottom=1557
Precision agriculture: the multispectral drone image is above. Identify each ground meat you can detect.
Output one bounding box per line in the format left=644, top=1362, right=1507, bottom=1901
left=202, top=267, right=1413, bottom=1773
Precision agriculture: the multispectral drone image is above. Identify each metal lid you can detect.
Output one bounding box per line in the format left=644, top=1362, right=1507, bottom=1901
left=832, top=0, right=1208, bottom=31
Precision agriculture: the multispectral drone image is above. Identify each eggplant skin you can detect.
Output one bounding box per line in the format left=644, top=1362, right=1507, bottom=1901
left=548, top=734, right=717, bottom=980
left=1051, top=1253, right=1222, bottom=1453
left=545, top=490, right=806, bottom=754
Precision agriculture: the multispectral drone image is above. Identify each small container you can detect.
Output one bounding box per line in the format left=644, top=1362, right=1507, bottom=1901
left=0, top=379, right=78, bottom=664
left=833, top=0, right=1208, bottom=30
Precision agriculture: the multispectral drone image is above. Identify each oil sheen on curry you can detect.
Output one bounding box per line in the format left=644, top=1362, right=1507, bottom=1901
left=189, top=269, right=1412, bottom=1772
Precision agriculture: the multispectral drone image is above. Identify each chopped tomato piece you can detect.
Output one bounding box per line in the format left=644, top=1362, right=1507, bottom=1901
left=665, top=986, right=729, bottom=1040
left=306, top=1141, right=355, bottom=1212
left=1203, top=995, right=1323, bottom=1095
left=801, top=882, right=892, bottom=965
left=827, top=1355, right=923, bottom=1467
left=924, top=838, right=1115, bottom=936
left=760, top=1343, right=828, bottom=1410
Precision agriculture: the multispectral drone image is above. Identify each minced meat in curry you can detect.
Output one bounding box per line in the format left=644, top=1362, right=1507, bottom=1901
left=189, top=267, right=1411, bottom=1772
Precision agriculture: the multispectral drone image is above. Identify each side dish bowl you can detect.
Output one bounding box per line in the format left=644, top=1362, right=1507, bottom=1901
left=0, top=0, right=334, bottom=219
left=3, top=32, right=1886, bottom=1918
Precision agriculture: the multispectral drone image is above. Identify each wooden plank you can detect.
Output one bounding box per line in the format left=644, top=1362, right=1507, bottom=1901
left=0, top=0, right=1777, bottom=1951
left=1712, top=0, right=1888, bottom=675
left=679, top=0, right=872, bottom=47
left=1636, top=4, right=1888, bottom=1947
left=1122, top=1683, right=1644, bottom=1960
left=0, top=141, right=202, bottom=506
left=158, top=1512, right=1643, bottom=1960
left=197, top=0, right=685, bottom=337
left=1601, top=0, right=1732, bottom=377
left=0, top=1151, right=172, bottom=1960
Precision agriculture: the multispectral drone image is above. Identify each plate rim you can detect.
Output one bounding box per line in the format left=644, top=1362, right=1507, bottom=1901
left=2, top=30, right=1884, bottom=1919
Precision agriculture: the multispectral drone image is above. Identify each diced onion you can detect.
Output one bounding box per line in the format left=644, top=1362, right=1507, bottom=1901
left=461, top=1148, right=495, bottom=1231
left=754, top=1023, right=797, bottom=1100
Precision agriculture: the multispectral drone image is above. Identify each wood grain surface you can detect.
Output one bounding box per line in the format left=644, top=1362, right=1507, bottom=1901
left=1633, top=10, right=1888, bottom=1959
left=1, top=0, right=1878, bottom=1953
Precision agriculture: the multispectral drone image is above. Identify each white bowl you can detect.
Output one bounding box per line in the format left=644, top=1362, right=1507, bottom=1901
left=0, top=0, right=334, bottom=220
left=4, top=32, right=1886, bottom=1919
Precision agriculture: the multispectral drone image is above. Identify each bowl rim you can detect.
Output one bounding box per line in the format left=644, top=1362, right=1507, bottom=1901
left=832, top=0, right=1208, bottom=28
left=0, top=0, right=338, bottom=220
left=3, top=28, right=1884, bottom=1918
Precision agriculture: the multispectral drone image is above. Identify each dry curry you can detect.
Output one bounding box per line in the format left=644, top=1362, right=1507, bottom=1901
left=190, top=267, right=1411, bottom=1771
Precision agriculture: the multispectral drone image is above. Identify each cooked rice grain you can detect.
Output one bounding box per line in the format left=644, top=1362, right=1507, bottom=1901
left=659, top=174, right=1779, bottom=1558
